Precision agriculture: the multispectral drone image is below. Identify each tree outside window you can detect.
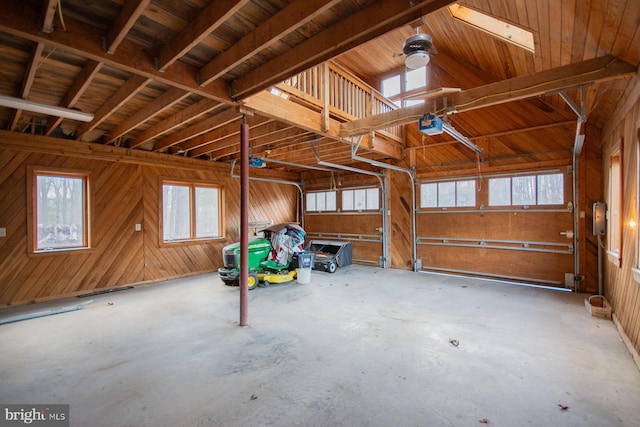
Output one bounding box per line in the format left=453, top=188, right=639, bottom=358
left=162, top=182, right=222, bottom=242
left=34, top=173, right=87, bottom=251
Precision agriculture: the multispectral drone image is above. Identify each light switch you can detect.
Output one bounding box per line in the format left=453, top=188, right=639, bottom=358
left=135, top=224, right=142, bottom=231
left=0, top=227, right=5, bottom=237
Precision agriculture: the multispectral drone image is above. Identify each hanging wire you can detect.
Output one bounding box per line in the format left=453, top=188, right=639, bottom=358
left=57, top=0, right=68, bottom=32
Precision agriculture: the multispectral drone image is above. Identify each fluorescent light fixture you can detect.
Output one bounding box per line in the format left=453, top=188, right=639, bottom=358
left=448, top=4, right=534, bottom=53
left=0, top=95, right=94, bottom=122
left=442, top=120, right=484, bottom=154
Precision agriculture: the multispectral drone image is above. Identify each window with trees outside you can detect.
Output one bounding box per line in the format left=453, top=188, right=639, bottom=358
left=420, top=180, right=476, bottom=208
left=162, top=181, right=223, bottom=242
left=488, top=173, right=564, bottom=207
left=33, top=171, right=89, bottom=252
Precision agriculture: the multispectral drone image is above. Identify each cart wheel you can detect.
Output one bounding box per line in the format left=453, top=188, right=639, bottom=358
left=262, top=280, right=270, bottom=288
left=247, top=272, right=259, bottom=290
left=327, top=261, right=337, bottom=273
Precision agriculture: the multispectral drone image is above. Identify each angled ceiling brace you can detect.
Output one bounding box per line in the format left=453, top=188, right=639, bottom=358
left=308, top=139, right=385, bottom=180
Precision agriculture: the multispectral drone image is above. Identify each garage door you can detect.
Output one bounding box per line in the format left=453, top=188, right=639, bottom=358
left=303, top=187, right=384, bottom=266
left=416, top=170, right=574, bottom=287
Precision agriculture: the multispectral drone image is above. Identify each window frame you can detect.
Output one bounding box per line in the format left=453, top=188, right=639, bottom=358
left=341, top=187, right=380, bottom=212
left=159, top=179, right=225, bottom=246
left=379, top=66, right=428, bottom=106
left=419, top=179, right=477, bottom=209
left=487, top=172, right=565, bottom=208
left=607, top=145, right=623, bottom=266
left=305, top=190, right=337, bottom=213
left=27, top=166, right=92, bottom=255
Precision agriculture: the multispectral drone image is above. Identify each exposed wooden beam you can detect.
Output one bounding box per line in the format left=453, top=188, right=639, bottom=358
left=180, top=117, right=264, bottom=155
left=230, top=0, right=455, bottom=99
left=407, top=120, right=577, bottom=150
left=243, top=91, right=343, bottom=140
left=188, top=116, right=272, bottom=158
left=210, top=127, right=310, bottom=159
left=0, top=130, right=234, bottom=175
left=453, top=55, right=635, bottom=112
left=76, top=75, right=151, bottom=141
left=8, top=42, right=44, bottom=131
left=44, top=59, right=103, bottom=136
left=340, top=55, right=637, bottom=137
left=129, top=98, right=222, bottom=148
left=199, top=0, right=341, bottom=86
left=41, top=0, right=57, bottom=33
left=194, top=120, right=292, bottom=157
left=105, top=87, right=190, bottom=144
left=152, top=107, right=240, bottom=151
left=106, top=0, right=151, bottom=54
left=0, top=0, right=232, bottom=104
left=156, top=0, right=249, bottom=72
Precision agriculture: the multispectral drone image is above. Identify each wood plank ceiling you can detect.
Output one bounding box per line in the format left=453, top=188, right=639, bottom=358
left=0, top=0, right=638, bottom=174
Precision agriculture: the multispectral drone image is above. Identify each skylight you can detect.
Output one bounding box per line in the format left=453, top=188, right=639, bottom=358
left=448, top=4, right=535, bottom=53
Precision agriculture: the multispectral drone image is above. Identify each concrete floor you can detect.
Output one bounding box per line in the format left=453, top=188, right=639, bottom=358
left=1, top=265, right=639, bottom=427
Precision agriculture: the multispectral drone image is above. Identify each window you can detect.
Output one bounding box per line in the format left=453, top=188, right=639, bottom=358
left=420, top=180, right=476, bottom=208
left=381, top=67, right=428, bottom=106
left=342, top=188, right=379, bottom=211
left=405, top=67, right=427, bottom=91
left=306, top=191, right=336, bottom=212
left=162, top=181, right=222, bottom=242
left=608, top=149, right=622, bottom=263
left=32, top=170, right=89, bottom=252
left=381, top=75, right=401, bottom=98
left=488, top=173, right=564, bottom=207
left=404, top=99, right=425, bottom=108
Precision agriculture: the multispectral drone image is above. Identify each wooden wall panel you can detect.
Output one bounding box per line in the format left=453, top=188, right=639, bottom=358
left=0, top=135, right=299, bottom=307
left=305, top=212, right=383, bottom=265
left=419, top=245, right=573, bottom=284
left=601, top=82, right=640, bottom=358
left=388, top=169, right=413, bottom=270
left=0, top=150, right=144, bottom=306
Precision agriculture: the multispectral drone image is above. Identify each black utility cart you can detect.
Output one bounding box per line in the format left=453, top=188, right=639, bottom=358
left=304, top=240, right=352, bottom=273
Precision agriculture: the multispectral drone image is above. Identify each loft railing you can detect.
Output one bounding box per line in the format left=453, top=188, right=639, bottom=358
left=276, top=61, right=402, bottom=142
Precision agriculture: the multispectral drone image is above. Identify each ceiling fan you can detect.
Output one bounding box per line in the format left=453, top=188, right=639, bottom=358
left=393, top=28, right=438, bottom=69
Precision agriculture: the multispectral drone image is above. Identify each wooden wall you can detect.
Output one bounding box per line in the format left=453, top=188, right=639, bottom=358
left=601, top=76, right=640, bottom=358
left=0, top=132, right=299, bottom=307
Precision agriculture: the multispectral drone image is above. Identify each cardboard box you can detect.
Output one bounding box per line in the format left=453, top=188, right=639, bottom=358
left=585, top=295, right=612, bottom=319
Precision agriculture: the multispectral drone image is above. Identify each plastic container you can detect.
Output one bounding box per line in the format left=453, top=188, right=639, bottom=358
left=296, top=267, right=312, bottom=284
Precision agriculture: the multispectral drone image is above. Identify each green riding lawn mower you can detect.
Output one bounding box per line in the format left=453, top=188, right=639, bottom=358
left=218, top=223, right=310, bottom=290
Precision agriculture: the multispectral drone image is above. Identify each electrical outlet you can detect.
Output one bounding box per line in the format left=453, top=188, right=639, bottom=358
left=0, top=227, right=5, bottom=237
left=135, top=224, right=142, bottom=232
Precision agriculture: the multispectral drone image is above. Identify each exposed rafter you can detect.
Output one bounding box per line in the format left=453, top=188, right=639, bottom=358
left=230, top=0, right=456, bottom=99
left=44, top=60, right=103, bottom=136
left=76, top=75, right=151, bottom=141
left=106, top=0, right=151, bottom=54
left=0, top=0, right=232, bottom=104
left=155, top=0, right=250, bottom=72
left=8, top=42, right=44, bottom=131
left=198, top=0, right=342, bottom=86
